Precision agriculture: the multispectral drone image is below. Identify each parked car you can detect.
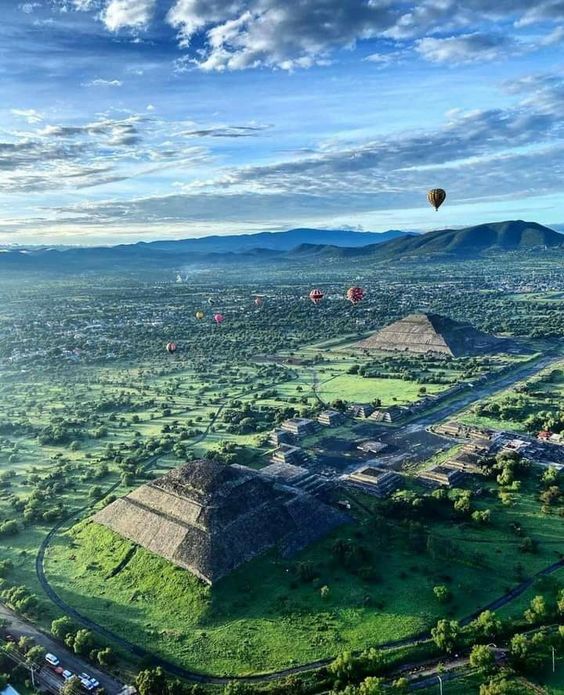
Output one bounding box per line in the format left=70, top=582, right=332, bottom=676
left=79, top=677, right=96, bottom=691
left=79, top=673, right=99, bottom=691
left=62, top=669, right=74, bottom=681
left=45, top=653, right=60, bottom=666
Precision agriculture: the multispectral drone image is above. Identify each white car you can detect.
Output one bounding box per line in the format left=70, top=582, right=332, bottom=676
left=79, top=673, right=99, bottom=691
left=62, top=670, right=74, bottom=681
left=45, top=653, right=60, bottom=666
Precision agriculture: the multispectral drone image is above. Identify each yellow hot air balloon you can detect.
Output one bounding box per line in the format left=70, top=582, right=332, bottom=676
left=427, top=188, right=446, bottom=211
left=195, top=310, right=205, bottom=320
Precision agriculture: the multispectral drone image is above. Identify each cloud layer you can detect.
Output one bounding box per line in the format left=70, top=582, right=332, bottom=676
left=39, top=74, right=564, bottom=230
left=57, top=0, right=564, bottom=71
left=1, top=1, right=563, bottom=243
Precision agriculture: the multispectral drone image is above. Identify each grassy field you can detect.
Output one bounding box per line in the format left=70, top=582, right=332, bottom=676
left=316, top=374, right=444, bottom=405
left=415, top=670, right=564, bottom=694
left=43, top=472, right=563, bottom=677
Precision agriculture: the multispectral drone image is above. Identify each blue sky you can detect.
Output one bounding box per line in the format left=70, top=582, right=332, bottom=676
left=0, top=0, right=563, bottom=245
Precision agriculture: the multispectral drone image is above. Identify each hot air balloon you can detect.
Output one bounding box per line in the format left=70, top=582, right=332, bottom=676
left=309, top=289, right=324, bottom=305
left=208, top=297, right=214, bottom=305
left=427, top=188, right=446, bottom=211
left=195, top=310, right=205, bottom=320
left=346, top=286, right=365, bottom=304
left=254, top=296, right=263, bottom=307
left=166, top=342, right=177, bottom=354
left=213, top=313, right=224, bottom=325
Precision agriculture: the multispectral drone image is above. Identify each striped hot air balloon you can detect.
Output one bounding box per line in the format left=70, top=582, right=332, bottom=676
left=309, top=289, right=324, bottom=305
left=427, top=188, right=446, bottom=211
left=166, top=342, right=177, bottom=354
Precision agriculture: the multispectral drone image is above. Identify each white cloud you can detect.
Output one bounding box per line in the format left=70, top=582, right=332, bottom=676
left=167, top=0, right=396, bottom=71
left=10, top=108, right=44, bottom=124
left=102, top=0, right=156, bottom=31
left=20, top=2, right=40, bottom=13
left=82, top=78, right=123, bottom=87
left=54, top=0, right=564, bottom=71
left=164, top=0, right=564, bottom=71
left=416, top=33, right=515, bottom=64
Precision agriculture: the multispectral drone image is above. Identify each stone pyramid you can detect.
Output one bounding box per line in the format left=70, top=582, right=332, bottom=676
left=94, top=459, right=345, bottom=584
left=356, top=313, right=504, bottom=357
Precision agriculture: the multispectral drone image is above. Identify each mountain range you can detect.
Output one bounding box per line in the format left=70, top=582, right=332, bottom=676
left=0, top=221, right=561, bottom=271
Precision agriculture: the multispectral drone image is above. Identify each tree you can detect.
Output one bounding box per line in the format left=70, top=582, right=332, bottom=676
left=51, top=615, right=75, bottom=640
left=97, top=646, right=117, bottom=667
left=223, top=683, right=253, bottom=695
left=471, top=509, right=491, bottom=524
left=135, top=667, right=168, bottom=695
left=433, top=585, right=451, bottom=603
left=25, top=645, right=46, bottom=666
left=358, top=676, right=385, bottom=694
left=71, top=628, right=96, bottom=656
left=329, top=651, right=357, bottom=685
left=523, top=595, right=548, bottom=624
left=479, top=677, right=523, bottom=694
left=0, top=520, right=19, bottom=537
left=60, top=677, right=84, bottom=695
left=470, top=610, right=502, bottom=639
left=557, top=588, right=564, bottom=616
left=469, top=644, right=496, bottom=674
left=431, top=619, right=461, bottom=654
left=391, top=677, right=409, bottom=693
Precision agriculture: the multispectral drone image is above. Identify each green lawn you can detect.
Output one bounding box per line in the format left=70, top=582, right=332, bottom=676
left=42, top=475, right=563, bottom=677
left=317, top=374, right=445, bottom=405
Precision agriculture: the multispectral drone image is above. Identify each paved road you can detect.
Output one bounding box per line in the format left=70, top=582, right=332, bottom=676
left=414, top=353, right=561, bottom=428
left=32, top=353, right=564, bottom=685
left=0, top=602, right=125, bottom=694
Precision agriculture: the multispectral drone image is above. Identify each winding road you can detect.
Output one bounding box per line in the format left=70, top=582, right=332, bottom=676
left=33, top=353, right=564, bottom=685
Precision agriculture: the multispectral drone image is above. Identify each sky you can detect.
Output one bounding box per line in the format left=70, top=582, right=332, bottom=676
left=0, top=0, right=563, bottom=245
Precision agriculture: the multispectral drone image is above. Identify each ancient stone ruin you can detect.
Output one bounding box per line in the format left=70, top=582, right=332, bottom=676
left=94, top=459, right=345, bottom=584
left=356, top=312, right=508, bottom=357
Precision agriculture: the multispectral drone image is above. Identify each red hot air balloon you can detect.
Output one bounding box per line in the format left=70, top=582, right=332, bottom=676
left=346, top=286, right=365, bottom=304
left=213, top=313, right=224, bottom=325
left=166, top=342, right=177, bottom=354
left=309, top=289, right=324, bottom=305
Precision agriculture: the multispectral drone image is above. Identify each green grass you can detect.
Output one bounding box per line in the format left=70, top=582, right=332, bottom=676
left=42, top=474, right=563, bottom=677
left=316, top=374, right=444, bottom=405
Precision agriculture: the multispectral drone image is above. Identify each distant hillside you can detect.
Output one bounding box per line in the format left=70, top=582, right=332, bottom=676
left=0, top=227, right=411, bottom=271
left=286, top=220, right=563, bottom=261
left=0, top=221, right=560, bottom=272
left=142, top=227, right=412, bottom=253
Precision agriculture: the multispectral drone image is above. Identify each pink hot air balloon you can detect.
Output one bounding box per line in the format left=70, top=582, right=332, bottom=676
left=213, top=313, right=224, bottom=325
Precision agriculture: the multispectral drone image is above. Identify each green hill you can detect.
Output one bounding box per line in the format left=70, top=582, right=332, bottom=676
left=367, top=220, right=563, bottom=260
left=286, top=220, right=563, bottom=261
